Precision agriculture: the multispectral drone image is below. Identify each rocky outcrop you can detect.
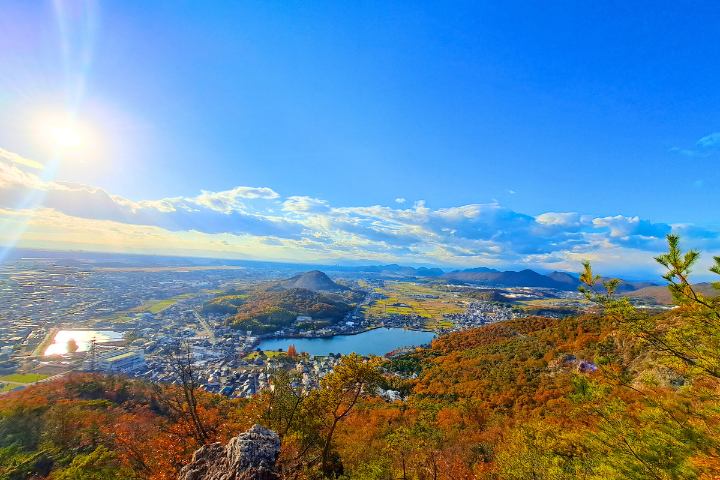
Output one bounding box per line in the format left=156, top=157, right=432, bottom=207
left=178, top=424, right=281, bottom=480
left=548, top=354, right=597, bottom=374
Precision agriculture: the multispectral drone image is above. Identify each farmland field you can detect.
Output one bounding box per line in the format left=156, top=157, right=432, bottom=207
left=129, top=294, right=196, bottom=314
left=246, top=350, right=287, bottom=359
left=0, top=373, right=49, bottom=383
left=362, top=281, right=474, bottom=324
left=148, top=299, right=179, bottom=313
left=92, top=293, right=200, bottom=326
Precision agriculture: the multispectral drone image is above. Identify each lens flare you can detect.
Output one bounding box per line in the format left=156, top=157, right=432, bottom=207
left=48, top=123, right=85, bottom=149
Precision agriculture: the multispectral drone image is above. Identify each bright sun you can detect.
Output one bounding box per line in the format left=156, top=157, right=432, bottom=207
left=48, top=123, right=85, bottom=149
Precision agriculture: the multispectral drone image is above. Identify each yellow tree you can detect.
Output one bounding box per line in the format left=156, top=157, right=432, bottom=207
left=311, top=353, right=384, bottom=475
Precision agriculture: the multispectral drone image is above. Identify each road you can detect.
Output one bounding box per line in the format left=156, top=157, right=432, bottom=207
left=193, top=310, right=216, bottom=345
left=31, top=327, right=59, bottom=356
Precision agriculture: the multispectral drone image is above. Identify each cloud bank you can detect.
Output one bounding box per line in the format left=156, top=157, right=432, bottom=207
left=1, top=149, right=718, bottom=274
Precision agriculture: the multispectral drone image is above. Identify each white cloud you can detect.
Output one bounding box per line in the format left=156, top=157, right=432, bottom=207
left=697, top=132, right=720, bottom=147
left=535, top=212, right=581, bottom=226
left=282, top=196, right=330, bottom=213
left=1, top=146, right=719, bottom=270
left=0, top=147, right=44, bottom=169
left=0, top=159, right=301, bottom=238
left=192, top=186, right=279, bottom=213
left=0, top=162, right=47, bottom=189
left=395, top=197, right=407, bottom=203
left=670, top=132, right=720, bottom=157
left=592, top=215, right=670, bottom=238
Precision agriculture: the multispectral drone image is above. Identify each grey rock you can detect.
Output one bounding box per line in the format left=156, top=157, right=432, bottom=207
left=178, top=424, right=282, bottom=480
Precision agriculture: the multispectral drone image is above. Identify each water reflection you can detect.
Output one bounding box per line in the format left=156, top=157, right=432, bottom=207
left=44, top=330, right=124, bottom=356
left=258, top=328, right=435, bottom=357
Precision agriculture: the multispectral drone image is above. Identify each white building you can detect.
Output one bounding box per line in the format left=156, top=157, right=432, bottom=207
left=95, top=349, right=146, bottom=374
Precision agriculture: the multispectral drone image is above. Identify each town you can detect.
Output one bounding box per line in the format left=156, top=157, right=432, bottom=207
left=0, top=255, right=588, bottom=397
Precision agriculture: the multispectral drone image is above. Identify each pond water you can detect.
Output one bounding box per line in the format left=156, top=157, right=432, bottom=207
left=257, top=328, right=436, bottom=357
left=44, top=330, right=125, bottom=356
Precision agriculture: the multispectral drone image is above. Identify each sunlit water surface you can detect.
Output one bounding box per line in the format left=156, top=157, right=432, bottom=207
left=44, top=330, right=124, bottom=356
left=257, top=328, right=436, bottom=357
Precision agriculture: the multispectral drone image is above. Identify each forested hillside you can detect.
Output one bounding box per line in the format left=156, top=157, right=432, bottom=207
left=202, top=286, right=363, bottom=334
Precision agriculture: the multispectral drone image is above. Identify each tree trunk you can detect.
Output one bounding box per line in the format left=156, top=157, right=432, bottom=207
left=321, top=416, right=340, bottom=474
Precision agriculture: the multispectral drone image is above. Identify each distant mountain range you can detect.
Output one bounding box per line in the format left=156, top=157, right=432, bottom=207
left=439, top=269, right=658, bottom=292
left=339, top=264, right=445, bottom=276
left=323, top=262, right=658, bottom=292
left=269, top=270, right=350, bottom=292
left=4, top=247, right=662, bottom=293
left=322, top=262, right=657, bottom=292
left=441, top=269, right=573, bottom=289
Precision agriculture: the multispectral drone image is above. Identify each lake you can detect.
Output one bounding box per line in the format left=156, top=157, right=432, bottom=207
left=257, top=328, right=436, bottom=356
left=44, top=330, right=125, bottom=356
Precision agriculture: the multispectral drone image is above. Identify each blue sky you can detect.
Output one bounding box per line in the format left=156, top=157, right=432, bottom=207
left=0, top=1, right=719, bottom=277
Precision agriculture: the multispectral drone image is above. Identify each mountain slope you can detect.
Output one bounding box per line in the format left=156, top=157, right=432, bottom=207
left=270, top=270, right=349, bottom=292
left=462, top=267, right=500, bottom=273
left=598, top=277, right=658, bottom=293
left=545, top=271, right=581, bottom=289
left=625, top=282, right=719, bottom=304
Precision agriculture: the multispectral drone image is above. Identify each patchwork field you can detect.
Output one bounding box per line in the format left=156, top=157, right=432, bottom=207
left=110, top=316, right=135, bottom=323
left=245, top=350, right=287, bottom=359
left=93, top=293, right=200, bottom=325
left=128, top=294, right=197, bottom=314
left=128, top=298, right=177, bottom=313
left=361, top=281, right=473, bottom=324
left=0, top=373, right=49, bottom=383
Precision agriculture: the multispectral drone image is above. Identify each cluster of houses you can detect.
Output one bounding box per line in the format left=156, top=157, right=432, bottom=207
left=126, top=350, right=349, bottom=399
left=441, top=301, right=524, bottom=331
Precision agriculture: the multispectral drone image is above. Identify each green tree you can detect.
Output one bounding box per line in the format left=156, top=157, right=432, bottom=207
left=262, top=368, right=325, bottom=477
left=51, top=446, right=136, bottom=480
left=581, top=234, right=720, bottom=380
left=263, top=368, right=307, bottom=440
left=578, top=260, right=621, bottom=304
left=384, top=427, right=415, bottom=480
left=0, top=445, right=43, bottom=480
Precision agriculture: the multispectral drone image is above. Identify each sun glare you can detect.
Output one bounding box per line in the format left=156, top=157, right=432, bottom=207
left=48, top=123, right=85, bottom=149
